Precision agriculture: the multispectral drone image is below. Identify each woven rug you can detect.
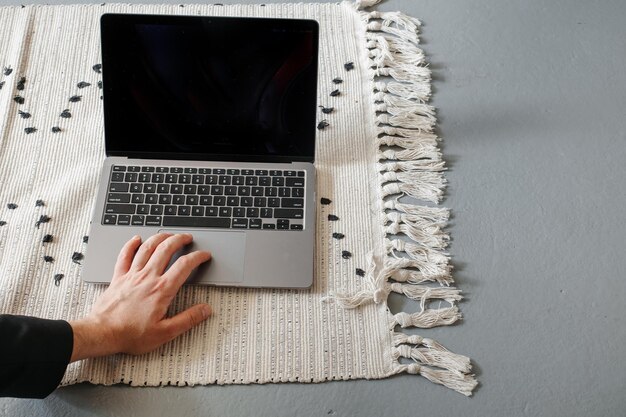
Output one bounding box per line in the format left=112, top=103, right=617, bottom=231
left=0, top=1, right=477, bottom=395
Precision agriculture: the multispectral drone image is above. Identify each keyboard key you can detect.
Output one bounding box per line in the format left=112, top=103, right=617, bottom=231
left=145, top=194, right=158, bottom=204
left=137, top=205, right=149, bottom=214
left=111, top=172, right=125, bottom=182
left=192, top=206, right=204, bottom=216
left=290, top=224, right=303, bottom=230
left=279, top=187, right=290, bottom=197
left=163, top=216, right=230, bottom=228
left=232, top=218, right=248, bottom=228
left=112, top=166, right=126, bottom=172
left=164, top=205, right=177, bottom=215
left=274, top=208, right=303, bottom=219
left=103, top=214, right=117, bottom=225
left=214, top=196, right=226, bottom=206
left=206, top=207, right=218, bottom=216
left=241, top=197, right=253, bottom=207
left=171, top=185, right=183, bottom=194
left=179, top=174, right=191, bottom=184
left=105, top=204, right=135, bottom=214
left=200, top=196, right=212, bottom=205
left=246, top=207, right=259, bottom=218
left=259, top=177, right=271, bottom=186
left=284, top=171, right=297, bottom=177
left=186, top=196, right=199, bottom=205
left=124, top=173, right=138, bottom=182
left=245, top=176, right=258, bottom=186
left=242, top=169, right=254, bottom=175
left=225, top=186, right=237, bottom=195
left=219, top=176, right=231, bottom=185
left=118, top=215, right=131, bottom=225
left=268, top=198, right=280, bottom=207
left=199, top=168, right=211, bottom=174
left=198, top=185, right=211, bottom=195
left=233, top=207, right=246, bottom=217
left=107, top=193, right=131, bottom=203
left=141, top=166, right=155, bottom=172
left=227, top=197, right=240, bottom=206
left=238, top=186, right=251, bottom=196
left=205, top=175, right=218, bottom=184
left=219, top=207, right=232, bottom=217
left=109, top=182, right=129, bottom=192
left=159, top=195, right=172, bottom=205
left=138, top=173, right=151, bottom=182
left=270, top=170, right=282, bottom=176
left=173, top=195, right=185, bottom=205
left=213, top=169, right=225, bottom=175
left=131, top=215, right=145, bottom=225
left=233, top=176, right=245, bottom=185
left=165, top=174, right=178, bottom=183
left=170, top=167, right=183, bottom=173
left=145, top=216, right=162, bottom=226
left=262, top=223, right=276, bottom=229
left=130, top=183, right=143, bottom=193
left=192, top=175, right=204, bottom=184
left=151, top=173, right=164, bottom=183
left=128, top=166, right=141, bottom=172
left=156, top=167, right=169, bottom=173
left=157, top=184, right=170, bottom=194
left=250, top=219, right=262, bottom=229
left=178, top=206, right=191, bottom=216
left=150, top=205, right=163, bottom=215
left=184, top=185, right=197, bottom=194
left=254, top=197, right=266, bottom=207
left=292, top=188, right=304, bottom=198
left=211, top=185, right=224, bottom=195
left=286, top=178, right=305, bottom=187
left=144, top=184, right=156, bottom=193
left=255, top=170, right=268, bottom=176
left=227, top=169, right=240, bottom=175
left=261, top=208, right=273, bottom=218
left=282, top=198, right=304, bottom=208
left=132, top=194, right=144, bottom=204
left=252, top=187, right=264, bottom=196
left=184, top=167, right=197, bottom=174
left=272, top=177, right=285, bottom=187
left=277, top=219, right=290, bottom=229
left=265, top=187, right=278, bottom=197
left=297, top=171, right=305, bottom=177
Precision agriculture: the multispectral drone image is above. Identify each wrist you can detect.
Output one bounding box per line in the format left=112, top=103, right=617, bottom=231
left=69, top=317, right=120, bottom=362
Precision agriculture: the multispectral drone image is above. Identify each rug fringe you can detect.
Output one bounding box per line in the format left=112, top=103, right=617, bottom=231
left=335, top=1, right=477, bottom=395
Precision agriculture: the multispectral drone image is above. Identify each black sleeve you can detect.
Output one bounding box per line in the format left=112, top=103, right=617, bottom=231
left=0, top=314, right=74, bottom=399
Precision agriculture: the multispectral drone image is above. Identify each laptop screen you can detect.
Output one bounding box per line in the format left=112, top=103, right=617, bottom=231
left=100, top=14, right=319, bottom=163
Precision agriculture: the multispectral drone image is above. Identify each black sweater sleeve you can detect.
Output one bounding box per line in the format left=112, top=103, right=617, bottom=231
left=0, top=314, right=73, bottom=399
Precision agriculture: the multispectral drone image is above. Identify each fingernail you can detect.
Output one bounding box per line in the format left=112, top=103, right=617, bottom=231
left=133, top=235, right=141, bottom=241
left=202, top=305, right=212, bottom=318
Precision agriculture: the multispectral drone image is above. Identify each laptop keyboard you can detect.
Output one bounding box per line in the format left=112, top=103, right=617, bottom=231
left=102, top=165, right=306, bottom=231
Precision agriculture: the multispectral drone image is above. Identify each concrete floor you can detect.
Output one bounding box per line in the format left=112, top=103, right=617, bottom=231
left=1, top=0, right=625, bottom=416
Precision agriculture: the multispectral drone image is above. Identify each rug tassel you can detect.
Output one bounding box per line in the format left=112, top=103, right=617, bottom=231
left=384, top=212, right=449, bottom=249
left=393, top=308, right=461, bottom=328
left=379, top=149, right=444, bottom=166
left=417, top=365, right=477, bottom=397
left=390, top=268, right=454, bottom=286
left=383, top=199, right=449, bottom=222
left=374, top=80, right=431, bottom=102
left=378, top=160, right=446, bottom=173
left=381, top=172, right=446, bottom=203
left=378, top=126, right=439, bottom=141
left=395, top=344, right=471, bottom=374
left=389, top=282, right=461, bottom=304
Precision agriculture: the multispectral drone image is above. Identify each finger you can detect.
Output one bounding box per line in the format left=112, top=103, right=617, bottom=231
left=143, top=233, right=193, bottom=274
left=130, top=233, right=172, bottom=271
left=112, top=235, right=142, bottom=278
left=163, top=250, right=212, bottom=291
left=161, top=304, right=212, bottom=342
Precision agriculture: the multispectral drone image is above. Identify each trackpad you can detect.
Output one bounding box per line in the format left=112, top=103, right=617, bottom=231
left=159, top=229, right=246, bottom=285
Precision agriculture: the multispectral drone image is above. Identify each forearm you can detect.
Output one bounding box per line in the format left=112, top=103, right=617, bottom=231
left=69, top=318, right=120, bottom=362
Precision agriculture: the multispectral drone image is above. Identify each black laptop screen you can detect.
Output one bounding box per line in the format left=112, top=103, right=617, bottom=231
left=100, top=14, right=319, bottom=162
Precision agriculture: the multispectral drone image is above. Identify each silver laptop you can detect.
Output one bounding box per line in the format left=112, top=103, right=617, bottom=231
left=82, top=14, right=319, bottom=288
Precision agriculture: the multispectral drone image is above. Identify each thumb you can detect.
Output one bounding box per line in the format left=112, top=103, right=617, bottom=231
left=163, top=304, right=212, bottom=340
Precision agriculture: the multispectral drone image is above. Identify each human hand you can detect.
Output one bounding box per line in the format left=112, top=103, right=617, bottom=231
left=69, top=233, right=212, bottom=362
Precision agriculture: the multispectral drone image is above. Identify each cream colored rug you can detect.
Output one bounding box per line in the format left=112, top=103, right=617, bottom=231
left=0, top=1, right=477, bottom=395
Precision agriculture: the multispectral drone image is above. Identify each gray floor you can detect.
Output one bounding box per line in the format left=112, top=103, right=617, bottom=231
left=2, top=0, right=626, bottom=416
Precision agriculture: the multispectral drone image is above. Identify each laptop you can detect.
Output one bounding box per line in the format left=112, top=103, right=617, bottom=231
left=81, top=14, right=319, bottom=288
